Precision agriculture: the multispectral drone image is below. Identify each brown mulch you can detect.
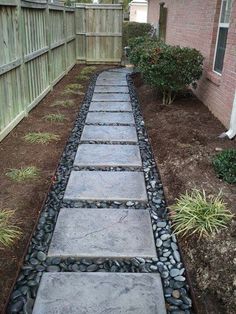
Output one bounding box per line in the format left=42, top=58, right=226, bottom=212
left=132, top=73, right=236, bottom=314
left=0, top=64, right=113, bottom=312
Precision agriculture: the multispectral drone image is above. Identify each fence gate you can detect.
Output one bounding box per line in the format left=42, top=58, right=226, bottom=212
left=76, top=4, right=123, bottom=64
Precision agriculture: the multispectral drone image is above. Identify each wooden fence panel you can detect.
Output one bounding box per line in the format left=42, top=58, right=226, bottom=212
left=0, top=2, right=123, bottom=141
left=0, top=0, right=77, bottom=142
left=76, top=4, right=123, bottom=64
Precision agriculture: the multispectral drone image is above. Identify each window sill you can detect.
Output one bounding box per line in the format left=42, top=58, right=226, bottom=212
left=206, top=71, right=222, bottom=86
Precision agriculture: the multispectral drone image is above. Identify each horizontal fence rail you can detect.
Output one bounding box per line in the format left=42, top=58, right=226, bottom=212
left=0, top=1, right=123, bottom=141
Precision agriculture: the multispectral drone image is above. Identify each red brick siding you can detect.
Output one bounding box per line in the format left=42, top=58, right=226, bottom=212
left=147, top=0, right=236, bottom=128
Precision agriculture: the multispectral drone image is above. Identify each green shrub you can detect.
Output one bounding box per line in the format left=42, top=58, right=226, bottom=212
left=6, top=166, right=39, bottom=182
left=123, top=21, right=153, bottom=47
left=171, top=189, right=233, bottom=238
left=213, top=149, right=236, bottom=184
left=129, top=37, right=204, bottom=105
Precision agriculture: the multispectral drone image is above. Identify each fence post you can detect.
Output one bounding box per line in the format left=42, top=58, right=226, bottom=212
left=63, top=7, right=68, bottom=72
left=46, top=2, right=53, bottom=90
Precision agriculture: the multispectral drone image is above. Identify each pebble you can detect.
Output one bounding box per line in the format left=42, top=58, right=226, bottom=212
left=46, top=265, right=60, bottom=272
left=157, top=221, right=167, bottom=228
left=173, top=250, right=181, bottom=262
left=156, top=239, right=163, bottom=247
left=37, top=251, right=46, bottom=262
left=10, top=300, right=24, bottom=313
left=175, top=276, right=186, bottom=282
left=87, top=264, right=98, bottom=272
left=170, top=268, right=180, bottom=277
left=172, top=290, right=181, bottom=299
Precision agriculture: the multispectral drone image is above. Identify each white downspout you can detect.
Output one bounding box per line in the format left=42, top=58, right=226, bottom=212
left=220, top=90, right=236, bottom=139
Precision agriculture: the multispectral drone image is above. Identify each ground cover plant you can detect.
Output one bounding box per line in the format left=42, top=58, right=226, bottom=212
left=50, top=99, right=75, bottom=108
left=64, top=83, right=84, bottom=95
left=24, top=132, right=60, bottom=144
left=171, top=189, right=233, bottom=238
left=0, top=209, right=21, bottom=247
left=129, top=37, right=204, bottom=105
left=43, top=113, right=66, bottom=123
left=213, top=148, right=236, bottom=184
left=6, top=166, right=39, bottom=182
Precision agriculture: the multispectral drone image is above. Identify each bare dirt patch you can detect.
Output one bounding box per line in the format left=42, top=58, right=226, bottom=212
left=133, top=73, right=236, bottom=314
left=0, top=64, right=113, bottom=312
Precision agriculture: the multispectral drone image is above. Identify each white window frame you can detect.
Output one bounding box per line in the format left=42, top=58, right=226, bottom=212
left=213, top=0, right=231, bottom=76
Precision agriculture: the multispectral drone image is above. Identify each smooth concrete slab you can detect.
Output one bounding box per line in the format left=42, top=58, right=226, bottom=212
left=64, top=171, right=148, bottom=201
left=74, top=144, right=142, bottom=167
left=48, top=208, right=156, bottom=258
left=86, top=112, right=135, bottom=125
left=89, top=101, right=132, bottom=112
left=81, top=125, right=138, bottom=143
left=94, top=86, right=129, bottom=93
left=109, top=67, right=133, bottom=73
left=33, top=272, right=166, bottom=314
left=92, top=93, right=130, bottom=102
left=96, top=79, right=127, bottom=86
left=98, top=73, right=127, bottom=79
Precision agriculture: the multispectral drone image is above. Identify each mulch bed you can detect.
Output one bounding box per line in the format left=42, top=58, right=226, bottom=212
left=132, top=73, right=236, bottom=314
left=0, top=64, right=112, bottom=312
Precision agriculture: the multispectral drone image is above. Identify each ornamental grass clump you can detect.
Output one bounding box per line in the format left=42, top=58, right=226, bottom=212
left=24, top=132, right=60, bottom=144
left=0, top=209, right=21, bottom=247
left=171, top=189, right=233, bottom=238
left=213, top=149, right=236, bottom=184
left=6, top=166, right=39, bottom=182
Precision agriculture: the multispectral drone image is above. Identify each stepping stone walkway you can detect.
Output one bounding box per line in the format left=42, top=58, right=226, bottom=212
left=32, top=68, right=167, bottom=314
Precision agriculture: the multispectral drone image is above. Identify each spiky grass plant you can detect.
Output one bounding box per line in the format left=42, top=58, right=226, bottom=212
left=76, top=74, right=89, bottom=81
left=43, top=113, right=66, bottom=123
left=50, top=100, right=75, bottom=108
left=63, top=83, right=83, bottom=95
left=6, top=166, right=39, bottom=182
left=171, top=189, right=233, bottom=238
left=80, top=66, right=97, bottom=75
left=24, top=132, right=60, bottom=144
left=0, top=209, right=21, bottom=247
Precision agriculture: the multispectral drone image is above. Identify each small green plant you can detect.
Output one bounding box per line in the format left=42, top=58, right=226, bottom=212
left=24, top=132, right=60, bottom=144
left=6, top=166, right=39, bottom=182
left=76, top=74, right=89, bottom=81
left=63, top=83, right=84, bottom=95
left=80, top=66, right=97, bottom=75
left=51, top=100, right=75, bottom=108
left=171, top=189, right=233, bottom=238
left=213, top=149, right=236, bottom=184
left=0, top=209, right=21, bottom=247
left=43, top=113, right=66, bottom=123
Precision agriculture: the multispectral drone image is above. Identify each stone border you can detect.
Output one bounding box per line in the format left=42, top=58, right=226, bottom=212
left=7, top=70, right=192, bottom=314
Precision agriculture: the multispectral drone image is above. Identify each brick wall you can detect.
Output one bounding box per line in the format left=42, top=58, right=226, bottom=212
left=147, top=0, right=236, bottom=128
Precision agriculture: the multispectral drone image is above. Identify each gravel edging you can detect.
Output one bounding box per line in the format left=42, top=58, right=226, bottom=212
left=7, top=70, right=193, bottom=314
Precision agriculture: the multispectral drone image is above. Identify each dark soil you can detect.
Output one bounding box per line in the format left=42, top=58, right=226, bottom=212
left=133, top=73, right=236, bottom=314
left=0, top=64, right=112, bottom=312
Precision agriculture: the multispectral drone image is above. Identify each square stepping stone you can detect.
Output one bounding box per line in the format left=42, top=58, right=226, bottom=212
left=96, top=79, right=127, bottom=86
left=81, top=125, right=138, bottom=143
left=86, top=112, right=135, bottom=125
left=94, top=86, right=129, bottom=93
left=74, top=144, right=142, bottom=167
left=64, top=171, right=147, bottom=201
left=33, top=273, right=166, bottom=314
left=98, top=73, right=127, bottom=79
left=92, top=93, right=130, bottom=102
left=48, top=208, right=156, bottom=258
left=89, top=101, right=132, bottom=112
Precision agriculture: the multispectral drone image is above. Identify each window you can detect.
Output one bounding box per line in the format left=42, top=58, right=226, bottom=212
left=214, top=0, right=232, bottom=74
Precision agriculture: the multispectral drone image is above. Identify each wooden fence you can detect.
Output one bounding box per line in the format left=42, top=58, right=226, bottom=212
left=76, top=4, right=123, bottom=64
left=0, top=1, right=123, bottom=142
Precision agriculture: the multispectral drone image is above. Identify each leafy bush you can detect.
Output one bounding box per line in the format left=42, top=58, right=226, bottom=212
left=213, top=149, right=236, bottom=184
left=123, top=21, right=153, bottom=47
left=129, top=37, right=204, bottom=105
left=171, top=189, right=233, bottom=238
